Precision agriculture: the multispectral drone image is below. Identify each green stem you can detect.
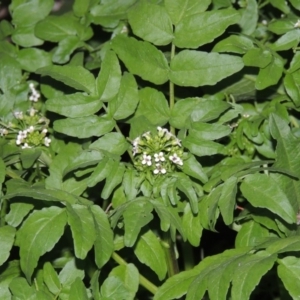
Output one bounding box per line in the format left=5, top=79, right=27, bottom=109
left=111, top=252, right=158, bottom=295
left=161, top=231, right=179, bottom=277
left=169, top=43, right=176, bottom=135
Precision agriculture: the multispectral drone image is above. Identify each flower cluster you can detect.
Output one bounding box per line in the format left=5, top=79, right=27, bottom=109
left=0, top=83, right=51, bottom=149
left=132, top=127, right=183, bottom=175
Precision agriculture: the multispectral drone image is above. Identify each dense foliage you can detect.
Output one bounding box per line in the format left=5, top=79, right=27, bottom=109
left=0, top=0, right=300, bottom=299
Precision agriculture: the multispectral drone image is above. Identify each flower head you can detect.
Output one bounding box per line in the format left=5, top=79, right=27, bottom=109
left=132, top=127, right=183, bottom=175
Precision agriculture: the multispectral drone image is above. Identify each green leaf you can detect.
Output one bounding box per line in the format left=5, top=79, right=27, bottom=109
left=218, top=176, right=237, bottom=225
left=170, top=97, right=199, bottom=129
left=290, top=0, right=300, bottom=10
left=69, top=277, right=89, bottom=300
left=111, top=35, right=169, bottom=85
left=134, top=229, right=167, bottom=280
left=182, top=203, right=203, bottom=246
left=182, top=154, right=208, bottom=183
left=170, top=50, right=244, bottom=87
left=165, top=0, right=211, bottom=25
left=5, top=203, right=34, bottom=227
left=122, top=169, right=140, bottom=201
left=87, top=157, right=113, bottom=188
left=176, top=175, right=199, bottom=214
left=240, top=173, right=296, bottom=224
left=43, top=262, right=61, bottom=295
left=90, top=132, right=128, bottom=156
left=67, top=204, right=96, bottom=260
left=11, top=0, right=53, bottom=26
left=174, top=8, right=240, bottom=48
left=268, top=19, right=295, bottom=35
left=34, top=15, right=78, bottom=42
left=12, top=25, right=43, bottom=47
left=154, top=267, right=200, bottom=300
left=46, top=93, right=102, bottom=118
left=128, top=0, right=173, bottom=45
left=18, top=206, right=67, bottom=282
left=186, top=248, right=248, bottom=300
left=63, top=150, right=103, bottom=176
left=0, top=54, right=22, bottom=93
left=231, top=251, right=276, bottom=300
left=239, top=0, right=258, bottom=35
left=17, top=48, right=52, bottom=72
left=190, top=122, right=232, bottom=140
left=151, top=199, right=186, bottom=239
left=101, top=161, right=125, bottom=200
left=134, top=87, right=170, bottom=126
left=90, top=0, right=136, bottom=28
left=101, top=264, right=139, bottom=300
left=9, top=277, right=36, bottom=300
left=243, top=48, right=272, bottom=68
left=0, top=226, right=16, bottom=267
left=5, top=186, right=80, bottom=205
left=37, top=65, right=96, bottom=94
left=90, top=205, right=114, bottom=268
left=73, top=0, right=90, bottom=16
left=278, top=256, right=300, bottom=299
left=58, top=258, right=84, bottom=287
left=270, top=0, right=290, bottom=13
left=284, top=71, right=300, bottom=107
left=212, top=34, right=254, bottom=54
left=183, top=136, right=224, bottom=157
left=271, top=30, right=300, bottom=51
left=0, top=157, right=5, bottom=186
left=90, top=271, right=101, bottom=300
left=108, top=72, right=139, bottom=120
left=269, top=114, right=300, bottom=213
left=53, top=115, right=115, bottom=138
left=52, top=36, right=82, bottom=64
left=96, top=50, right=121, bottom=101
left=235, top=221, right=269, bottom=248
left=255, top=56, right=284, bottom=90
left=199, top=186, right=222, bottom=230
left=123, top=200, right=154, bottom=247
left=45, top=143, right=83, bottom=193
left=20, top=148, right=41, bottom=169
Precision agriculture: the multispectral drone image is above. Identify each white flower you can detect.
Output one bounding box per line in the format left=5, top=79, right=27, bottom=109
left=44, top=137, right=51, bottom=147
left=21, top=143, right=31, bottom=149
left=27, top=126, right=34, bottom=133
left=153, top=163, right=166, bottom=175
left=132, top=137, right=140, bottom=147
left=29, top=83, right=40, bottom=102
left=13, top=111, right=23, bottom=119
left=169, top=153, right=183, bottom=166
left=142, top=131, right=151, bottom=140
left=157, top=126, right=169, bottom=137
left=0, top=128, right=8, bottom=136
left=28, top=107, right=37, bottom=117
left=154, top=152, right=165, bottom=162
left=42, top=128, right=48, bottom=134
left=295, top=19, right=300, bottom=28
left=142, top=153, right=152, bottom=166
